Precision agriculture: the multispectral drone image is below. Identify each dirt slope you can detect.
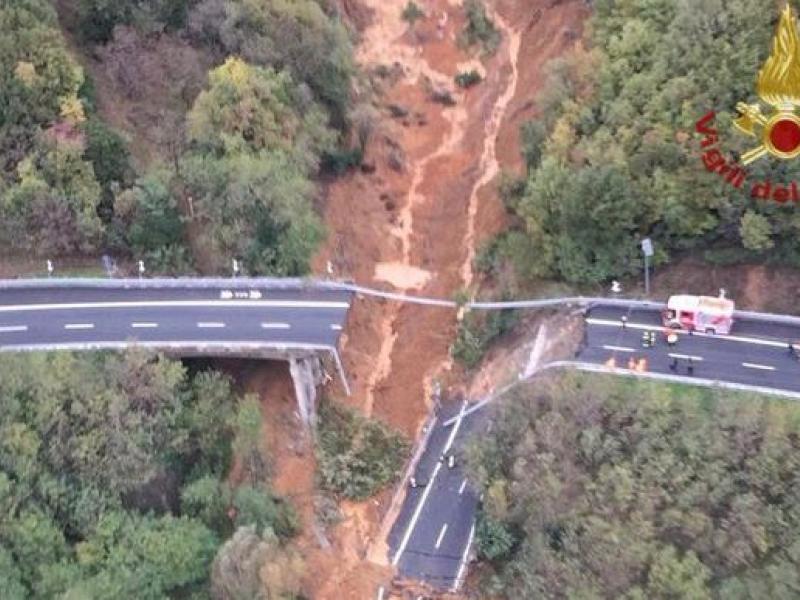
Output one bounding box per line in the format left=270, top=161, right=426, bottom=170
left=310, top=0, right=588, bottom=596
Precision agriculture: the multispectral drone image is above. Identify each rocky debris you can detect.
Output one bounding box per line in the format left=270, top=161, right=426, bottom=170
left=387, top=147, right=406, bottom=172
left=380, top=193, right=397, bottom=212
left=387, top=103, right=410, bottom=118
left=428, top=85, right=456, bottom=106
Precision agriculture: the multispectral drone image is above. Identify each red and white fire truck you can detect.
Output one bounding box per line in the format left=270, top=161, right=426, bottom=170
left=662, top=294, right=735, bottom=335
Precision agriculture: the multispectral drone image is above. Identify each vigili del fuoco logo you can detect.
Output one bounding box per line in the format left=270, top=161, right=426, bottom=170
left=697, top=3, right=800, bottom=204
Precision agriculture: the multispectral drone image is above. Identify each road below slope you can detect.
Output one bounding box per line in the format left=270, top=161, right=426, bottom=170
left=388, top=400, right=482, bottom=592
left=310, top=0, right=589, bottom=596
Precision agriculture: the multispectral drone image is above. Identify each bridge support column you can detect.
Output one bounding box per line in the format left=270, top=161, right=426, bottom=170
left=289, top=355, right=324, bottom=427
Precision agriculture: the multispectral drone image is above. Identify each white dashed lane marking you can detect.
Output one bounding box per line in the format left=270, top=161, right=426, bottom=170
left=742, top=362, right=776, bottom=371
left=587, top=317, right=790, bottom=349
left=435, top=524, right=448, bottom=550
left=0, top=325, right=28, bottom=333
left=64, top=323, right=94, bottom=330
left=131, top=322, right=158, bottom=329
left=602, top=345, right=636, bottom=353
left=668, top=353, right=705, bottom=362
left=458, top=479, right=467, bottom=495
left=330, top=324, right=343, bottom=331
left=197, top=322, right=225, bottom=329
left=261, top=322, right=291, bottom=330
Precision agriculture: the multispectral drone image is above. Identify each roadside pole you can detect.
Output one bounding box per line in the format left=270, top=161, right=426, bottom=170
left=641, top=238, right=654, bottom=297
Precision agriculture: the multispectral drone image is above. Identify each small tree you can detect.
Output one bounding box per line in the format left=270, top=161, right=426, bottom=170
left=461, top=0, right=500, bottom=54
left=401, top=1, right=425, bottom=28
left=739, top=210, right=774, bottom=252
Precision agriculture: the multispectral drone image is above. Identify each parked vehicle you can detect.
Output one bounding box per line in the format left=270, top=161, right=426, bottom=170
left=662, top=294, right=734, bottom=335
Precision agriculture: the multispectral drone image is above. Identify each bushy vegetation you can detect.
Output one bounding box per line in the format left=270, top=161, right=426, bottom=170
left=461, top=0, right=500, bottom=55
left=2, top=0, right=356, bottom=276
left=316, top=401, right=408, bottom=500
left=0, top=350, right=298, bottom=597
left=401, top=1, right=425, bottom=27
left=469, top=373, right=800, bottom=598
left=78, top=0, right=195, bottom=42
left=188, top=0, right=354, bottom=127
left=500, top=1, right=800, bottom=285
left=451, top=307, right=518, bottom=369
left=455, top=69, right=483, bottom=88
left=179, top=57, right=330, bottom=274
left=0, top=2, right=102, bottom=255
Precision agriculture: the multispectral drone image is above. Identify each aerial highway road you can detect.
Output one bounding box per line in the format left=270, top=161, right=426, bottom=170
left=581, top=305, right=800, bottom=393
left=0, top=279, right=352, bottom=354
left=388, top=302, right=800, bottom=592
left=388, top=400, right=482, bottom=592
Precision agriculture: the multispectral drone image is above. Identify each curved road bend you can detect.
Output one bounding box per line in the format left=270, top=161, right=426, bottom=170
left=388, top=305, right=800, bottom=591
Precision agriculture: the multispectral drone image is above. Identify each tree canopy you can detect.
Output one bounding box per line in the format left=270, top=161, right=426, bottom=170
left=188, top=0, right=354, bottom=125
left=181, top=57, right=330, bottom=275
left=469, top=373, right=800, bottom=598
left=0, top=350, right=298, bottom=598
left=501, top=1, right=800, bottom=284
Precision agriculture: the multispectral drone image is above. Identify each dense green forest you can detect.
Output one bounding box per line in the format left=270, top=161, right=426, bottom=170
left=469, top=373, right=800, bottom=599
left=0, top=350, right=301, bottom=598
left=487, top=0, right=800, bottom=286
left=0, top=0, right=355, bottom=275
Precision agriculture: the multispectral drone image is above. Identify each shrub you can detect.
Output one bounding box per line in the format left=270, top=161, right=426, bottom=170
left=455, top=69, right=482, bottom=88
left=321, top=147, right=364, bottom=175
left=451, top=308, right=518, bottom=369
left=461, top=0, right=500, bottom=54
left=181, top=476, right=233, bottom=534
left=316, top=401, right=409, bottom=500
left=233, top=486, right=299, bottom=541
left=475, top=512, right=516, bottom=561
left=313, top=494, right=342, bottom=529
left=82, top=118, right=134, bottom=191
left=401, top=1, right=425, bottom=26
left=78, top=0, right=194, bottom=42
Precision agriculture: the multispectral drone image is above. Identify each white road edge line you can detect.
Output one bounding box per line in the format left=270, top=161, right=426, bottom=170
left=260, top=322, right=291, bottom=330
left=131, top=322, right=158, bottom=329
left=64, top=323, right=94, bottom=330
left=391, top=400, right=468, bottom=567
left=451, top=522, right=476, bottom=592
left=0, top=325, right=28, bottom=332
left=197, top=322, right=225, bottom=328
left=458, top=479, right=467, bottom=495
left=602, top=345, right=635, bottom=353
left=435, top=523, right=448, bottom=549
left=742, top=362, right=776, bottom=371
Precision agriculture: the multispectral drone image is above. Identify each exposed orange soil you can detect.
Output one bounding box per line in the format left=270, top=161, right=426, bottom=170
left=220, top=360, right=392, bottom=599
left=652, top=257, right=800, bottom=315
left=310, top=0, right=590, bottom=596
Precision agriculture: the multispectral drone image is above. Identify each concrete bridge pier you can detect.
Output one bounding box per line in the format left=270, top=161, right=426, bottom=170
left=290, top=354, right=325, bottom=427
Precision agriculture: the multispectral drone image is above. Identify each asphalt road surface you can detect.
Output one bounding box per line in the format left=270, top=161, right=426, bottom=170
left=388, top=400, right=483, bottom=591
left=390, top=305, right=800, bottom=591
left=582, top=305, right=800, bottom=393
left=0, top=282, right=352, bottom=352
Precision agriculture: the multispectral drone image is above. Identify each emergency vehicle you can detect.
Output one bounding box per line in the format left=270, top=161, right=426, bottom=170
left=662, top=294, right=735, bottom=335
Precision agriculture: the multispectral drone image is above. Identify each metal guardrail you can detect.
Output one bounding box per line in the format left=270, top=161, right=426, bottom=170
left=0, top=277, right=346, bottom=291
left=2, top=278, right=800, bottom=328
